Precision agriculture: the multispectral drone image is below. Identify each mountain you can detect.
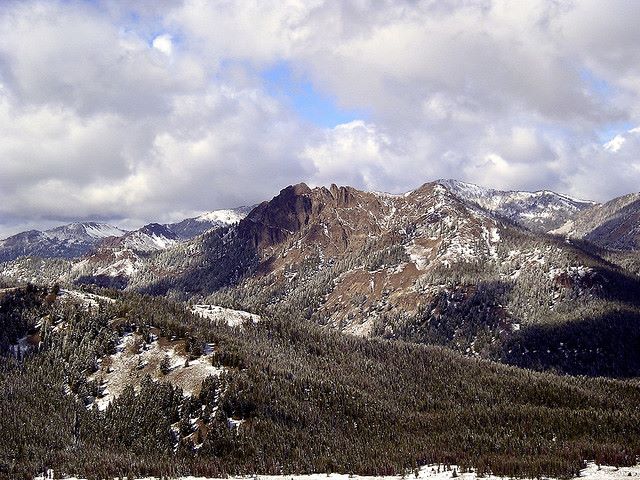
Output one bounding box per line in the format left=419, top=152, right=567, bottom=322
left=553, top=192, right=640, bottom=250
left=3, top=180, right=640, bottom=377
left=2, top=180, right=640, bottom=478
left=114, top=223, right=179, bottom=253
left=166, top=206, right=253, bottom=240
left=437, top=179, right=596, bottom=232
left=0, top=207, right=250, bottom=265
left=70, top=223, right=180, bottom=285
left=0, top=222, right=127, bottom=262
left=129, top=181, right=640, bottom=377
left=71, top=210, right=253, bottom=286
left=0, top=208, right=251, bottom=285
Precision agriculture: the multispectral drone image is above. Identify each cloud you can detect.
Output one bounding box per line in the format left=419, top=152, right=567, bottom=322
left=604, top=134, right=626, bottom=152
left=2, top=0, right=640, bottom=236
left=152, top=34, right=173, bottom=56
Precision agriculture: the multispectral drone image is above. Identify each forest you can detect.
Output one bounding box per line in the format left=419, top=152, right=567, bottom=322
left=1, top=283, right=639, bottom=479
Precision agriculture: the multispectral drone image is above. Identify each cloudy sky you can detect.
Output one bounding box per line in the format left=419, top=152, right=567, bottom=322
left=1, top=0, right=640, bottom=237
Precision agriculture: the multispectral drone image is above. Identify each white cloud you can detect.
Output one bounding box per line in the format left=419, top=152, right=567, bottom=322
left=152, top=34, right=173, bottom=56
left=604, top=134, right=626, bottom=152
left=2, top=0, right=640, bottom=235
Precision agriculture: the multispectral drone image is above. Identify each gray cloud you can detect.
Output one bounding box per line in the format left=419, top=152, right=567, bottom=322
left=1, top=0, right=640, bottom=237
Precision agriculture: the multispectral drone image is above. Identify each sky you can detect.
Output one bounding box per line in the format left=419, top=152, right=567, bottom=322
left=1, top=0, right=640, bottom=238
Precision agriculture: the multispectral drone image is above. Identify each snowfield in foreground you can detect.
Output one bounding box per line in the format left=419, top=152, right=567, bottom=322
left=35, top=462, right=640, bottom=480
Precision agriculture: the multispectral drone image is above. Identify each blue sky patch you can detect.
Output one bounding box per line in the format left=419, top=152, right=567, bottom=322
left=263, top=62, right=366, bottom=128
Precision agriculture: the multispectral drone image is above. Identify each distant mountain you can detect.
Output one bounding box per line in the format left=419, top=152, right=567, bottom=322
left=0, top=222, right=126, bottom=262
left=553, top=192, right=640, bottom=250
left=438, top=179, right=596, bottom=232
left=116, top=223, right=179, bottom=253
left=70, top=223, right=181, bottom=283
left=0, top=207, right=252, bottom=266
left=70, top=209, right=254, bottom=284
left=166, top=206, right=253, bottom=240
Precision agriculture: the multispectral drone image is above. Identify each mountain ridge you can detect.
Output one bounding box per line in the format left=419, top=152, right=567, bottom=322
left=2, top=179, right=640, bottom=376
left=0, top=207, right=252, bottom=263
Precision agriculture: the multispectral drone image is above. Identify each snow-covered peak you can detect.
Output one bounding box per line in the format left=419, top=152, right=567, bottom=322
left=166, top=206, right=254, bottom=240
left=46, top=222, right=127, bottom=242
left=120, top=224, right=178, bottom=252
left=196, top=209, right=245, bottom=224
left=437, top=179, right=596, bottom=232
left=0, top=221, right=128, bottom=262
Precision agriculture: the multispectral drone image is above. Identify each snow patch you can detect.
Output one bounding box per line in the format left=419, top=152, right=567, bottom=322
left=192, top=305, right=261, bottom=327
left=35, top=461, right=640, bottom=480
left=197, top=209, right=245, bottom=224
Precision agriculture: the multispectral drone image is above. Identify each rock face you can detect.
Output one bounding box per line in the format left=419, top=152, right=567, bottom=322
left=553, top=192, right=640, bottom=250
left=239, top=183, right=316, bottom=249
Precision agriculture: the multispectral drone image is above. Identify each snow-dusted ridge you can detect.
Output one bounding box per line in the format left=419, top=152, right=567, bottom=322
left=437, top=179, right=596, bottom=205
left=437, top=179, right=597, bottom=232
left=34, top=462, right=640, bottom=480
left=196, top=209, right=245, bottom=224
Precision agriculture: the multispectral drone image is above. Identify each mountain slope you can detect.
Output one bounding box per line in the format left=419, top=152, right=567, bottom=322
left=166, top=182, right=639, bottom=377
left=70, top=223, right=180, bottom=286
left=438, top=179, right=596, bottom=232
left=3, top=181, right=640, bottom=377
left=553, top=192, right=640, bottom=250
left=0, top=222, right=127, bottom=262
left=166, top=206, right=253, bottom=240
left=2, top=285, right=639, bottom=478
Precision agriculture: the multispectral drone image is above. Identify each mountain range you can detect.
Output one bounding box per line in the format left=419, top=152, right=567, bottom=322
left=2, top=178, right=640, bottom=377
left=2, top=178, right=640, bottom=478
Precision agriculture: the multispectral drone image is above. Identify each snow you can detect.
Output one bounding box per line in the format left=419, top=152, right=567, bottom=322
left=47, top=222, right=127, bottom=242
left=197, top=209, right=245, bottom=224
left=439, top=179, right=595, bottom=208
left=405, top=242, right=433, bottom=270
left=371, top=190, right=405, bottom=199
left=82, top=223, right=127, bottom=239
left=34, top=462, right=640, bottom=480
left=437, top=179, right=595, bottom=231
left=548, top=265, right=593, bottom=281
left=192, top=304, right=261, bottom=327
left=123, top=232, right=177, bottom=252
left=95, top=255, right=138, bottom=277
left=551, top=219, right=575, bottom=236
left=87, top=332, right=223, bottom=411
left=59, top=288, right=115, bottom=308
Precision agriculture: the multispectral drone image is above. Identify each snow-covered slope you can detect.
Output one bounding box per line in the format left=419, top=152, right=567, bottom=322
left=70, top=224, right=180, bottom=282
left=552, top=192, right=640, bottom=250
left=118, top=223, right=179, bottom=252
left=438, top=179, right=596, bottom=232
left=0, top=222, right=127, bottom=261
left=166, top=206, right=254, bottom=240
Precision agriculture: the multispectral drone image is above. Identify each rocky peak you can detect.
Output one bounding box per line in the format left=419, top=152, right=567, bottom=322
left=241, top=183, right=316, bottom=249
